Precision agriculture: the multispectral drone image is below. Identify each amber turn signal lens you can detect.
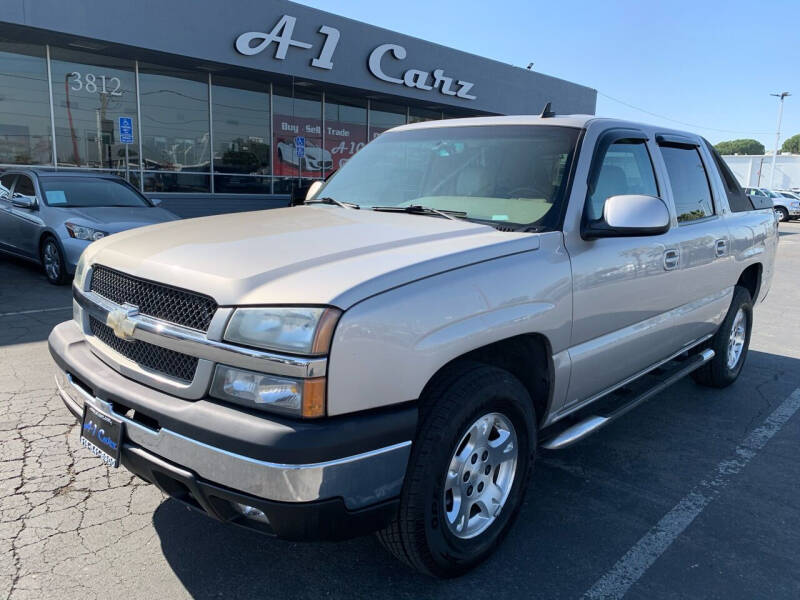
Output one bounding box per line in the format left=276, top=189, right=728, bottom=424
left=311, top=308, right=342, bottom=355
left=302, top=378, right=327, bottom=418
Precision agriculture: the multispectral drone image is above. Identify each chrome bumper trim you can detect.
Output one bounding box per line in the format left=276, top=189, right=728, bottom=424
left=56, top=371, right=410, bottom=509
left=74, top=285, right=327, bottom=379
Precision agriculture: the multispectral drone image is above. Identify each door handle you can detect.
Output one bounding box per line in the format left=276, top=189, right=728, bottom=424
left=663, top=249, right=680, bottom=270
left=715, top=239, right=728, bottom=257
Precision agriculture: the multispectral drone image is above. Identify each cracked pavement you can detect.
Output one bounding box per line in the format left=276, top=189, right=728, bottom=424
left=1, top=223, right=800, bottom=599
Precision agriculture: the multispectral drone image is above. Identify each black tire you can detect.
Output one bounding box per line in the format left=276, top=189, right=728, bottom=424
left=775, top=207, right=789, bottom=222
left=692, top=285, right=753, bottom=388
left=376, top=362, right=536, bottom=577
left=40, top=236, right=67, bottom=285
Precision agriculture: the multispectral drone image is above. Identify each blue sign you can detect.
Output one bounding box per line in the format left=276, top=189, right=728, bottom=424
left=119, top=117, right=134, bottom=144
left=294, top=136, right=305, bottom=157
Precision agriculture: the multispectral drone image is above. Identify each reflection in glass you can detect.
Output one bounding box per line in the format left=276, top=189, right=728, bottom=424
left=369, top=101, right=406, bottom=141
left=408, top=107, right=442, bottom=124
left=213, top=77, right=270, bottom=176
left=0, top=43, right=52, bottom=165
left=50, top=47, right=138, bottom=171
left=324, top=95, right=366, bottom=175
left=273, top=86, right=323, bottom=179
left=138, top=63, right=210, bottom=179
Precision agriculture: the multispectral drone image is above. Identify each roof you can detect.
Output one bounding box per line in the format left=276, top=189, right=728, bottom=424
left=0, top=167, right=123, bottom=179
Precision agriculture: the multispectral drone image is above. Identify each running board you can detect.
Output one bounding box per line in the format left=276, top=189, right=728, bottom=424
left=541, top=349, right=715, bottom=450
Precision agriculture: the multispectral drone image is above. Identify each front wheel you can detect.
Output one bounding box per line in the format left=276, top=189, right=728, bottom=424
left=692, top=285, right=753, bottom=388
left=775, top=207, right=789, bottom=222
left=41, top=237, right=68, bottom=285
left=377, top=363, right=536, bottom=577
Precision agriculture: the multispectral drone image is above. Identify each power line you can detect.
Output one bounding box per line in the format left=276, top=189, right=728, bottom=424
left=597, top=91, right=772, bottom=135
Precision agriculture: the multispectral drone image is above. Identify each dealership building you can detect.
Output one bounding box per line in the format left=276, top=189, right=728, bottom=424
left=0, top=0, right=596, bottom=215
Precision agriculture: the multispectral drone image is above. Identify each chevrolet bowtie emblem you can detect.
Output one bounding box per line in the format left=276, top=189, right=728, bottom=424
left=106, top=304, right=139, bottom=341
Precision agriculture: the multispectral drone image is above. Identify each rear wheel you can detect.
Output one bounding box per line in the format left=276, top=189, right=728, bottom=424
left=377, top=363, right=536, bottom=577
left=692, top=285, right=752, bottom=388
left=40, top=237, right=67, bottom=285
left=775, top=206, right=789, bottom=222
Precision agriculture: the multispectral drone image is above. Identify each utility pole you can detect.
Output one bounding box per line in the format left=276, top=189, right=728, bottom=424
left=769, top=91, right=790, bottom=188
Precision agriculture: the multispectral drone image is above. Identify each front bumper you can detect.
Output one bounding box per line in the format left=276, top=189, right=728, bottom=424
left=50, top=320, right=416, bottom=538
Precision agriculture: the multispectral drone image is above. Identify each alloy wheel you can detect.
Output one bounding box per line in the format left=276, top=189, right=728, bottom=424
left=727, top=307, right=747, bottom=370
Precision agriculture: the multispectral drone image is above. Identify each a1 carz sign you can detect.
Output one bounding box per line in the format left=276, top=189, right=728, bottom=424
left=235, top=15, right=477, bottom=101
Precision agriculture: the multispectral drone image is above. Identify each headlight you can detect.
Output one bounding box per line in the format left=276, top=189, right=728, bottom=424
left=73, top=253, right=89, bottom=288
left=210, top=365, right=326, bottom=418
left=792, top=201, right=800, bottom=209
left=65, top=222, right=107, bottom=241
left=224, top=307, right=341, bottom=355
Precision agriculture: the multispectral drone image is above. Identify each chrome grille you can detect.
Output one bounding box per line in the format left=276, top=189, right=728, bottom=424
left=89, top=265, right=217, bottom=331
left=89, top=316, right=198, bottom=382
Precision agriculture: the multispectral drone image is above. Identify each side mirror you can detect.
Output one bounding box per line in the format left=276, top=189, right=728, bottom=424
left=150, top=198, right=162, bottom=206
left=11, top=194, right=35, bottom=209
left=583, top=194, right=670, bottom=239
left=305, top=180, right=323, bottom=202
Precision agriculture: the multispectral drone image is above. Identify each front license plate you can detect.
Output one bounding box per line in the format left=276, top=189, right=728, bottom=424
left=80, top=404, right=123, bottom=468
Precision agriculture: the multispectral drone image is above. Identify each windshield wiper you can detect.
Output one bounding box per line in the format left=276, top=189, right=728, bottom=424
left=371, top=205, right=466, bottom=221
left=306, top=196, right=359, bottom=209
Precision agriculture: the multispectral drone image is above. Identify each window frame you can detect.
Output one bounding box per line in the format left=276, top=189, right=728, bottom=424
left=656, top=135, right=717, bottom=226
left=582, top=128, right=661, bottom=231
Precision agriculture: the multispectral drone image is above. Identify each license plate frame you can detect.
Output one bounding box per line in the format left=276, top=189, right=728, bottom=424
left=80, top=403, right=123, bottom=468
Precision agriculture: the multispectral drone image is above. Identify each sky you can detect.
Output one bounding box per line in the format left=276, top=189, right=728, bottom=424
left=295, top=0, right=800, bottom=151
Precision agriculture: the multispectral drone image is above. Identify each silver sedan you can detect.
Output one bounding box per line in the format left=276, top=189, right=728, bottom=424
left=0, top=169, right=178, bottom=284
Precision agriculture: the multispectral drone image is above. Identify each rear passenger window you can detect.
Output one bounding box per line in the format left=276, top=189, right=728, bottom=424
left=586, top=140, right=659, bottom=221
left=660, top=145, right=714, bottom=223
left=705, top=141, right=753, bottom=212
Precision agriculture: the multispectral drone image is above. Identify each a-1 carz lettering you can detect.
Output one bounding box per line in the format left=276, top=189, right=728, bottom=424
left=235, top=14, right=477, bottom=100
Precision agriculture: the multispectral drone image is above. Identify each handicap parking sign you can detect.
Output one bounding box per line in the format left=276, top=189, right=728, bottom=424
left=295, top=136, right=305, bottom=157
left=119, top=117, right=134, bottom=144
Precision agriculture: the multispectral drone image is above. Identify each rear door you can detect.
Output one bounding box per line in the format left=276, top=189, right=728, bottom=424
left=653, top=135, right=734, bottom=346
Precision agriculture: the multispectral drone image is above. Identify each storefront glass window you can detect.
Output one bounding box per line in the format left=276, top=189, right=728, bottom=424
left=368, top=101, right=406, bottom=141
left=408, top=107, right=443, bottom=124
left=50, top=47, right=138, bottom=171
left=0, top=43, right=52, bottom=165
left=324, top=95, right=366, bottom=175
left=139, top=63, right=210, bottom=192
left=273, top=85, right=323, bottom=179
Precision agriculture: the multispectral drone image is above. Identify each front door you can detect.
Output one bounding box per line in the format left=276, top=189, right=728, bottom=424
left=0, top=174, right=19, bottom=253
left=4, top=174, right=42, bottom=259
left=562, top=129, right=685, bottom=410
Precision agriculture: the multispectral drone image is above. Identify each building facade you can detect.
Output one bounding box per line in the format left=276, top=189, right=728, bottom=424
left=0, top=0, right=596, bottom=212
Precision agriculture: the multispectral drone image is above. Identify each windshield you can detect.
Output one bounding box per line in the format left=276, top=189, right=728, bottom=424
left=311, top=125, right=581, bottom=229
left=39, top=177, right=151, bottom=208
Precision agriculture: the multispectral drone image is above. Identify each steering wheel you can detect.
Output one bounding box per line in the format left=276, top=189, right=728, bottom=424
left=507, top=185, right=550, bottom=199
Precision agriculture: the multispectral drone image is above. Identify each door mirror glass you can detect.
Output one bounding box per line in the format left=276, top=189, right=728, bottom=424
left=150, top=198, right=162, bottom=206
left=305, top=180, right=324, bottom=202
left=584, top=194, right=670, bottom=238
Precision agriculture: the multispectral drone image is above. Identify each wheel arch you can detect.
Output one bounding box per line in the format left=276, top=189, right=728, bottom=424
left=418, top=333, right=553, bottom=428
left=737, top=262, right=762, bottom=302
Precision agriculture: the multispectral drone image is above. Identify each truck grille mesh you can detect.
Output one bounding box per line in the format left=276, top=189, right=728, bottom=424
left=89, top=317, right=198, bottom=382
left=89, top=265, right=217, bottom=332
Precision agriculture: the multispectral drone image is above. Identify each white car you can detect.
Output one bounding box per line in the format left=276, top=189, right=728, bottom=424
left=277, top=139, right=333, bottom=171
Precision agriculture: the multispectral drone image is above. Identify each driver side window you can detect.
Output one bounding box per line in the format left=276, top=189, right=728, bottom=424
left=586, top=140, right=659, bottom=221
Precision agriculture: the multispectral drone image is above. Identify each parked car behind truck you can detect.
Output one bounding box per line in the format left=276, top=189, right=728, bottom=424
left=49, top=115, right=778, bottom=577
left=0, top=169, right=178, bottom=284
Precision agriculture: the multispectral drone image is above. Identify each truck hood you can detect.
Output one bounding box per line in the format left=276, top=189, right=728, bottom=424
left=82, top=205, right=540, bottom=308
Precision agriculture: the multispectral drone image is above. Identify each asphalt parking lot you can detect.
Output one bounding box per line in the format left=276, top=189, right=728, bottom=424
left=1, top=223, right=799, bottom=600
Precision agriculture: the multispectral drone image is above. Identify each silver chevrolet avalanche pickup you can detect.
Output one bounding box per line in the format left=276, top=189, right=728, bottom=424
left=49, top=115, right=778, bottom=577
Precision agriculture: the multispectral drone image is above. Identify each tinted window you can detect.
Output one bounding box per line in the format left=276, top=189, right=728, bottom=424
left=586, top=140, right=658, bottom=221
left=14, top=175, right=35, bottom=197
left=660, top=145, right=714, bottom=222
left=0, top=174, right=16, bottom=198
left=38, top=177, right=150, bottom=208
left=704, top=141, right=753, bottom=212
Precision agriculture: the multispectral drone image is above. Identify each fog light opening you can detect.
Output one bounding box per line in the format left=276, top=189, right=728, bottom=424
left=232, top=502, right=270, bottom=525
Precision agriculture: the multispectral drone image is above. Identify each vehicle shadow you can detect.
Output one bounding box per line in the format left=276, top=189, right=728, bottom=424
left=152, top=350, right=800, bottom=600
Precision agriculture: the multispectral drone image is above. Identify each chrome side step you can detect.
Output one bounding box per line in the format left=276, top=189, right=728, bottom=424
left=541, top=349, right=715, bottom=450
